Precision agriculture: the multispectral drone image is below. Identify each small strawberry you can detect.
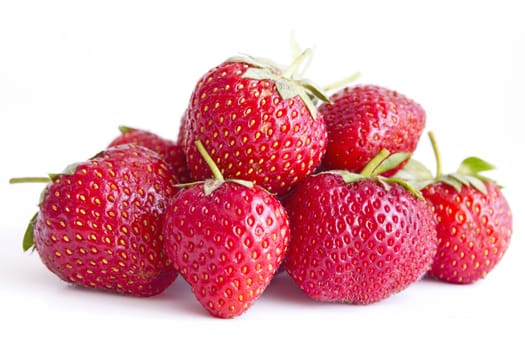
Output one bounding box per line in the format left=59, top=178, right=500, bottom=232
left=283, top=150, right=437, bottom=304
left=183, top=50, right=328, bottom=195
left=411, top=132, right=513, bottom=284
left=163, top=141, right=290, bottom=318
left=12, top=144, right=178, bottom=296
left=318, top=85, right=426, bottom=175
left=108, top=126, right=192, bottom=183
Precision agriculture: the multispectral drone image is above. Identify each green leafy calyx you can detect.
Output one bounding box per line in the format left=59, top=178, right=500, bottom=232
left=323, top=149, right=422, bottom=199
left=227, top=50, right=330, bottom=120
left=23, top=212, right=38, bottom=252
left=395, top=132, right=499, bottom=194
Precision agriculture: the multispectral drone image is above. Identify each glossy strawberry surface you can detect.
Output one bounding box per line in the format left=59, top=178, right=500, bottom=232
left=184, top=60, right=327, bottom=195
left=108, top=127, right=192, bottom=183
left=422, top=182, right=512, bottom=284
left=319, top=85, right=425, bottom=175
left=284, top=173, right=437, bottom=304
left=32, top=145, right=178, bottom=296
left=163, top=181, right=290, bottom=318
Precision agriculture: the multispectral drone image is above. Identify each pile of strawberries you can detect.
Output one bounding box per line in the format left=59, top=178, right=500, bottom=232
left=12, top=49, right=513, bottom=318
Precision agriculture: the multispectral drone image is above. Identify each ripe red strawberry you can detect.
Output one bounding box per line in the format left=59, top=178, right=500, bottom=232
left=415, top=132, right=513, bottom=284
left=283, top=150, right=437, bottom=304
left=183, top=51, right=328, bottom=195
left=177, top=111, right=187, bottom=145
left=109, top=126, right=192, bottom=183
left=17, top=144, right=178, bottom=296
left=318, top=85, right=426, bottom=175
left=163, top=141, right=290, bottom=318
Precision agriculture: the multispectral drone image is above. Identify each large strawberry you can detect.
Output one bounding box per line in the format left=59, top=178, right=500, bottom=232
left=108, top=126, right=192, bottom=183
left=409, top=132, right=513, bottom=284
left=183, top=50, right=328, bottom=195
left=13, top=144, right=179, bottom=296
left=318, top=85, right=426, bottom=175
left=283, top=150, right=437, bottom=304
left=163, top=141, right=290, bottom=318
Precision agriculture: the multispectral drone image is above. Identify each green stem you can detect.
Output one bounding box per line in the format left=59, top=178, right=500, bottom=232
left=9, top=177, right=50, bottom=184
left=361, top=149, right=391, bottom=177
left=323, top=72, right=361, bottom=92
left=283, top=48, right=312, bottom=79
left=195, top=140, right=224, bottom=181
left=428, top=131, right=442, bottom=179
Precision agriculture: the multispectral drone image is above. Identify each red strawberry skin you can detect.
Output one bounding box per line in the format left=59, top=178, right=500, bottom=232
left=318, top=85, right=425, bottom=175
left=109, top=127, right=193, bottom=183
left=184, top=61, right=327, bottom=195
left=32, top=145, right=178, bottom=296
left=422, top=182, right=512, bottom=284
left=283, top=173, right=437, bottom=304
left=163, top=181, right=290, bottom=318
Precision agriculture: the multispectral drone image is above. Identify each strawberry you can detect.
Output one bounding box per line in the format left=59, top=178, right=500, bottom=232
left=183, top=50, right=329, bottom=195
left=318, top=85, right=426, bottom=175
left=15, top=144, right=178, bottom=296
left=108, top=126, right=192, bottom=183
left=283, top=150, right=437, bottom=304
left=411, top=132, right=513, bottom=284
left=163, top=141, right=290, bottom=318
left=177, top=111, right=188, bottom=145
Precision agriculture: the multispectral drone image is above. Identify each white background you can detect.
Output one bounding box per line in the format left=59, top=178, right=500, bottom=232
left=1, top=0, right=524, bottom=348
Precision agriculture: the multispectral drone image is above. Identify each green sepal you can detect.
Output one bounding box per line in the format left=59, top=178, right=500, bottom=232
left=448, top=173, right=471, bottom=187
left=385, top=177, right=424, bottom=200
left=377, top=177, right=392, bottom=192
left=230, top=179, right=255, bottom=189
left=294, top=88, right=318, bottom=120
left=23, top=212, right=38, bottom=252
left=237, top=51, right=323, bottom=120
left=226, top=54, right=283, bottom=72
left=175, top=180, right=206, bottom=189
left=298, top=78, right=332, bottom=104
left=203, top=179, right=224, bottom=196
left=466, top=175, right=488, bottom=194
left=118, top=125, right=135, bottom=134
left=403, top=132, right=502, bottom=195
left=320, top=151, right=424, bottom=200
left=394, top=158, right=434, bottom=183
left=201, top=179, right=255, bottom=196
left=373, top=152, right=411, bottom=177
left=457, top=157, right=495, bottom=176
left=242, top=67, right=277, bottom=81
left=322, top=170, right=365, bottom=184
left=440, top=176, right=463, bottom=192
left=243, top=67, right=320, bottom=119
left=48, top=173, right=60, bottom=181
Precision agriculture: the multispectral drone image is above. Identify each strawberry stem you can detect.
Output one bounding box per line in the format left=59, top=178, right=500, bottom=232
left=195, top=140, right=224, bottom=181
left=9, top=177, right=50, bottom=184
left=428, top=131, right=442, bottom=179
left=323, top=72, right=361, bottom=92
left=283, top=48, right=312, bottom=79
left=361, top=149, right=391, bottom=177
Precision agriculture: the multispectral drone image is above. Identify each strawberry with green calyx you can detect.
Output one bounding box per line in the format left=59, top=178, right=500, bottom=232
left=163, top=141, right=290, bottom=318
left=183, top=49, right=329, bottom=196
left=413, top=132, right=513, bottom=284
left=283, top=149, right=437, bottom=304
left=318, top=85, right=426, bottom=176
left=11, top=144, right=178, bottom=296
left=109, top=126, right=192, bottom=183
